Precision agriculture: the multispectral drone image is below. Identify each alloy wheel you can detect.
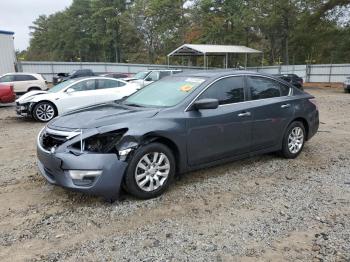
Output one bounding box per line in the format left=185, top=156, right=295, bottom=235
left=35, top=103, right=55, bottom=122
left=288, top=127, right=304, bottom=154
left=135, top=152, right=170, bottom=192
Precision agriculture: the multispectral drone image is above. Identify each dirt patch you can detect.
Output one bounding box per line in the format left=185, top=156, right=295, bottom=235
left=303, top=82, right=345, bottom=89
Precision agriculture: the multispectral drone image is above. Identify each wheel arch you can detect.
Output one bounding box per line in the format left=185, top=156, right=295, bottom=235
left=140, top=134, right=182, bottom=174
left=27, top=86, right=42, bottom=92
left=288, top=117, right=309, bottom=140
left=31, top=100, right=58, bottom=117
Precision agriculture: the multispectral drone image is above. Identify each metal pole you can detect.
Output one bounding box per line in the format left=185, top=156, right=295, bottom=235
left=51, top=63, right=54, bottom=82
left=167, top=55, right=170, bottom=68
left=245, top=53, right=248, bottom=69
left=226, top=53, right=228, bottom=68
left=306, top=64, right=311, bottom=83
left=329, top=63, right=332, bottom=83
left=203, top=54, right=206, bottom=69
left=329, top=54, right=333, bottom=83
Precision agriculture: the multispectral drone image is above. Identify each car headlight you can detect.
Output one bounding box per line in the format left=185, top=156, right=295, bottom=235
left=72, top=129, right=127, bottom=153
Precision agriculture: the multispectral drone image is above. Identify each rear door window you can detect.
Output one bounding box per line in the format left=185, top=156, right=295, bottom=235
left=247, top=76, right=281, bottom=100
left=97, top=79, right=125, bottom=89
left=0, top=75, right=15, bottom=82
left=198, top=76, right=245, bottom=105
left=279, top=83, right=291, bottom=96
left=14, top=75, right=37, bottom=81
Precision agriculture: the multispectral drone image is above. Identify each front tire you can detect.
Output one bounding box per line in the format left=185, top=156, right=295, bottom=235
left=124, top=143, right=175, bottom=199
left=32, top=102, right=57, bottom=122
left=281, top=121, right=306, bottom=159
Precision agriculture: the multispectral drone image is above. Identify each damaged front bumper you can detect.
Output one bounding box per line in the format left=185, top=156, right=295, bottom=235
left=37, top=127, right=133, bottom=200
left=16, top=102, right=34, bottom=117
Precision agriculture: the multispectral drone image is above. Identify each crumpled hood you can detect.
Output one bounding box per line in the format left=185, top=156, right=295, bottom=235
left=48, top=103, right=160, bottom=129
left=16, top=90, right=48, bottom=103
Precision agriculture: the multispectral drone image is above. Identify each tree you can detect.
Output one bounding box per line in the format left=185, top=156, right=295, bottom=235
left=130, top=0, right=188, bottom=63
left=25, top=0, right=350, bottom=65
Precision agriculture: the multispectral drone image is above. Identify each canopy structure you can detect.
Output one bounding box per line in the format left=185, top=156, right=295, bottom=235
left=167, top=44, right=262, bottom=69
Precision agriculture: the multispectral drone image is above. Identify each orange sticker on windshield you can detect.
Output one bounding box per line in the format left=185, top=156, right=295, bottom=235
left=180, top=85, right=193, bottom=92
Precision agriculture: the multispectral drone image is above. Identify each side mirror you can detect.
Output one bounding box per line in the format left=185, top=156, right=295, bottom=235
left=66, top=88, right=75, bottom=94
left=193, top=98, right=219, bottom=110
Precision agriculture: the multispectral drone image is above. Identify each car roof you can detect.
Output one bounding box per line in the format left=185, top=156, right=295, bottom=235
left=69, top=76, right=128, bottom=82
left=72, top=69, right=92, bottom=72
left=4, top=72, right=42, bottom=76
left=274, top=74, right=291, bottom=77
left=174, top=69, right=271, bottom=79
left=141, top=69, right=182, bottom=72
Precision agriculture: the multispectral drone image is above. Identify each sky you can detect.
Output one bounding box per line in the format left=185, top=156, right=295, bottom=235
left=0, top=0, right=72, bottom=51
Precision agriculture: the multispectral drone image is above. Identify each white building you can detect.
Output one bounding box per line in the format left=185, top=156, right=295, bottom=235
left=0, top=30, right=16, bottom=75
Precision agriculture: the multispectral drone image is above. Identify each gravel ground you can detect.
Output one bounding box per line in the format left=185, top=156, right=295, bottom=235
left=0, top=87, right=349, bottom=262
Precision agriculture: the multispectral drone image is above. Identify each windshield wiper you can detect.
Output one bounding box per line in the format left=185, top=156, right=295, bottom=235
left=123, top=102, right=143, bottom=107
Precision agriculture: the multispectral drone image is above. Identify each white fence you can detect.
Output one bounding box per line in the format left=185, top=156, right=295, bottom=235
left=19, top=61, right=350, bottom=83
left=248, top=65, right=307, bottom=80
left=18, top=61, right=205, bottom=82
left=249, top=64, right=350, bottom=82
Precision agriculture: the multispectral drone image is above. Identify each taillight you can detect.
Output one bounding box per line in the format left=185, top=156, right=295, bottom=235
left=309, top=98, right=318, bottom=110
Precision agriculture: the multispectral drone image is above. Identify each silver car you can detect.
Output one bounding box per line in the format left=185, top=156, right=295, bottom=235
left=124, top=69, right=182, bottom=87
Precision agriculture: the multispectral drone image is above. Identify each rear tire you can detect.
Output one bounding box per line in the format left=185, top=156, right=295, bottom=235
left=280, top=121, right=306, bottom=159
left=32, top=101, right=57, bottom=122
left=28, top=87, right=41, bottom=92
left=124, top=143, right=175, bottom=199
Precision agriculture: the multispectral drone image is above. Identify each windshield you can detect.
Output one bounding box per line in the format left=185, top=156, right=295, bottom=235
left=133, top=71, right=150, bottom=80
left=123, top=76, right=206, bottom=107
left=48, top=79, right=78, bottom=93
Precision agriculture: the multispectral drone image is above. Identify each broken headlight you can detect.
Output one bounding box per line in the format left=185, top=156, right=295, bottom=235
left=72, top=129, right=127, bottom=153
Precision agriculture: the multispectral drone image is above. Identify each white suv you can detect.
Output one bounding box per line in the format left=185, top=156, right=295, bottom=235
left=0, top=73, right=47, bottom=93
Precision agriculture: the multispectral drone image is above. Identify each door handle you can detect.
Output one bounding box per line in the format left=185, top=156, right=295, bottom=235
left=238, top=112, right=251, bottom=117
left=281, top=104, right=291, bottom=108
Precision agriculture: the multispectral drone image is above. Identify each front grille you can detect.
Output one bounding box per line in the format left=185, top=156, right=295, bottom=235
left=40, top=128, right=80, bottom=151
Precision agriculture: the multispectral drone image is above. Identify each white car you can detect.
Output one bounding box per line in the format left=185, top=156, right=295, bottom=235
left=0, top=73, right=47, bottom=93
left=124, top=70, right=182, bottom=87
left=16, top=77, right=140, bottom=122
